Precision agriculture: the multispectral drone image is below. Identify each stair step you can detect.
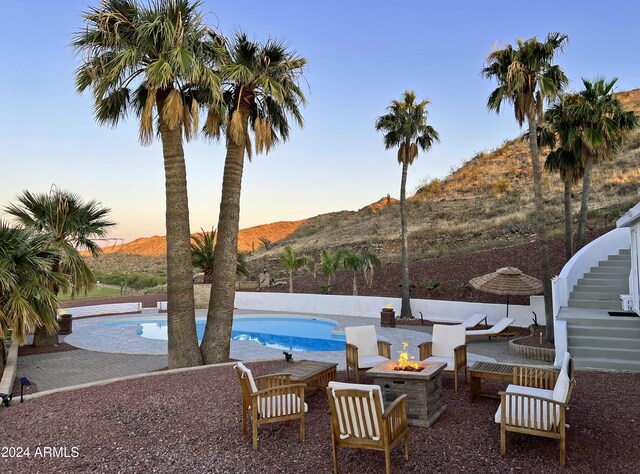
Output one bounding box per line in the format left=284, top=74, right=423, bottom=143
left=570, top=291, right=625, bottom=300
left=567, top=324, right=640, bottom=338
left=568, top=345, right=640, bottom=361
left=582, top=273, right=628, bottom=281
left=568, top=335, right=640, bottom=350
left=559, top=315, right=640, bottom=328
left=588, top=266, right=630, bottom=275
left=574, top=357, right=640, bottom=371
left=598, top=260, right=632, bottom=267
left=578, top=277, right=628, bottom=286
left=619, top=249, right=631, bottom=255
left=568, top=299, right=623, bottom=310
left=608, top=254, right=631, bottom=261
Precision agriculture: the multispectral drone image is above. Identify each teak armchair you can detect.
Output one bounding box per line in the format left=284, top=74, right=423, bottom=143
left=234, top=362, right=307, bottom=450
left=345, top=325, right=391, bottom=383
left=418, top=324, right=468, bottom=392
left=326, top=381, right=409, bottom=474
left=495, top=353, right=576, bottom=466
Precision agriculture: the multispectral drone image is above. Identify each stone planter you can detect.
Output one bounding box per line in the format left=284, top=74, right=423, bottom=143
left=509, top=336, right=555, bottom=362
left=380, top=308, right=396, bottom=328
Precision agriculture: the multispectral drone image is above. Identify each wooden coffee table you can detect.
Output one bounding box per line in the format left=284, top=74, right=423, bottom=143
left=280, top=359, right=338, bottom=392
left=469, top=361, right=515, bottom=402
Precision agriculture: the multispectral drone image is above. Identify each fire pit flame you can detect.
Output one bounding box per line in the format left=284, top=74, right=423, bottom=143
left=394, top=342, right=424, bottom=372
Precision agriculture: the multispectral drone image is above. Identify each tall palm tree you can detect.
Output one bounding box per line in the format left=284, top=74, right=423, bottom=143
left=0, top=222, right=68, bottom=350
left=375, top=90, right=439, bottom=318
left=483, top=33, right=569, bottom=342
left=191, top=228, right=250, bottom=283
left=339, top=249, right=363, bottom=296
left=200, top=33, right=307, bottom=364
left=73, top=0, right=221, bottom=368
left=281, top=246, right=313, bottom=294
left=567, top=78, right=638, bottom=249
left=5, top=189, right=114, bottom=346
left=542, top=97, right=585, bottom=259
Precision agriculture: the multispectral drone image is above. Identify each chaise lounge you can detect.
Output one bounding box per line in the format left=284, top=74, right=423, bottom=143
left=465, top=317, right=516, bottom=341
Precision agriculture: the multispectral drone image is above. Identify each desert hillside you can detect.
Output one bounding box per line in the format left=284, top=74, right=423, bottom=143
left=87, top=88, right=640, bottom=278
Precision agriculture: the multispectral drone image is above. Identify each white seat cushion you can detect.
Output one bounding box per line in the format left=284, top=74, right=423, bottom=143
left=328, top=381, right=382, bottom=441
left=460, top=313, right=487, bottom=328
left=236, top=362, right=258, bottom=393
left=259, top=393, right=307, bottom=418
left=553, top=352, right=572, bottom=403
left=495, top=384, right=557, bottom=430
left=424, top=356, right=456, bottom=371
left=345, top=325, right=379, bottom=357
left=466, top=317, right=514, bottom=336
left=358, top=354, right=389, bottom=369
left=431, top=325, right=466, bottom=358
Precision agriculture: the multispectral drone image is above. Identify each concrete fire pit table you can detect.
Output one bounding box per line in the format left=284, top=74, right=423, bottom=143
left=367, top=360, right=447, bottom=428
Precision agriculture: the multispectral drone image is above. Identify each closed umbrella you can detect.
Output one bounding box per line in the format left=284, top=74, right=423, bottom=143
left=470, top=267, right=543, bottom=317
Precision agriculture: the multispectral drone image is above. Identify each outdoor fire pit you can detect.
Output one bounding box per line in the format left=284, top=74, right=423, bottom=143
left=367, top=348, right=446, bottom=427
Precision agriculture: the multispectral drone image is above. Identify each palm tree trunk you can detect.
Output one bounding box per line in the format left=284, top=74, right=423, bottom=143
left=399, top=160, right=412, bottom=318
left=563, top=175, right=573, bottom=260
left=352, top=271, right=358, bottom=296
left=289, top=270, right=294, bottom=293
left=157, top=93, right=202, bottom=369
left=33, top=258, right=61, bottom=348
left=576, top=154, right=594, bottom=251
left=527, top=112, right=554, bottom=343
left=201, top=104, right=249, bottom=364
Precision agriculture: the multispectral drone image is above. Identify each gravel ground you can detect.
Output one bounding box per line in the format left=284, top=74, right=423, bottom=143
left=1, top=361, right=638, bottom=473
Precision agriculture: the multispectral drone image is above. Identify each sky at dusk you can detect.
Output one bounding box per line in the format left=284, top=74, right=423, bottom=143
left=1, top=0, right=639, bottom=243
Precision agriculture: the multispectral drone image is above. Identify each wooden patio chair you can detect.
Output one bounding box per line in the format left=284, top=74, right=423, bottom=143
left=326, top=381, right=409, bottom=474
left=234, top=362, right=307, bottom=450
left=495, top=352, right=576, bottom=466
left=345, top=325, right=391, bottom=383
left=417, top=324, right=468, bottom=392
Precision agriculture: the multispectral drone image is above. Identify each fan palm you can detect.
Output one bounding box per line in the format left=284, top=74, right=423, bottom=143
left=200, top=33, right=307, bottom=363
left=73, top=0, right=222, bottom=368
left=543, top=97, right=585, bottom=259
left=320, top=249, right=340, bottom=290
left=281, top=246, right=313, bottom=294
left=0, top=222, right=68, bottom=350
left=191, top=228, right=249, bottom=283
left=360, top=251, right=381, bottom=289
left=5, top=189, right=114, bottom=346
left=338, top=249, right=363, bottom=296
left=567, top=78, right=638, bottom=249
left=375, top=90, right=439, bottom=318
left=483, top=32, right=569, bottom=341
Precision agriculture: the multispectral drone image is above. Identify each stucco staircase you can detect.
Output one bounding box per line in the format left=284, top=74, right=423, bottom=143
left=558, top=249, right=640, bottom=371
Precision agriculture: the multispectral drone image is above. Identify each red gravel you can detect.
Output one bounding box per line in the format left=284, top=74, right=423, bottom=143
left=1, top=361, right=638, bottom=473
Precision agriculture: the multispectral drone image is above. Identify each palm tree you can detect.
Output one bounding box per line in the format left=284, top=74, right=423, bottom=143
left=0, top=222, right=68, bottom=351
left=191, top=228, right=249, bottom=283
left=542, top=98, right=585, bottom=259
left=567, top=78, right=639, bottom=249
left=281, top=246, right=313, bottom=294
left=200, top=33, right=307, bottom=364
left=320, top=249, right=340, bottom=290
left=73, top=0, right=221, bottom=368
left=5, top=189, right=114, bottom=346
left=360, top=251, right=381, bottom=289
left=339, top=249, right=363, bottom=296
left=375, top=90, right=439, bottom=318
left=483, top=33, right=569, bottom=342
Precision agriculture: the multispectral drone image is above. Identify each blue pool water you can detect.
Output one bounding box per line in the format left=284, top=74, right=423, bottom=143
left=106, top=317, right=346, bottom=352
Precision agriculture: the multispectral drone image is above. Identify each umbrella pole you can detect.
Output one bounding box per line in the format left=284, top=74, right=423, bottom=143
left=506, top=294, right=510, bottom=318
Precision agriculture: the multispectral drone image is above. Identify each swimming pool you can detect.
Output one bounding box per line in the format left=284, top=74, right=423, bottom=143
left=106, top=316, right=347, bottom=352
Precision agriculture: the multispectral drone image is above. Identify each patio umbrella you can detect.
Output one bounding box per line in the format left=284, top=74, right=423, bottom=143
left=469, top=267, right=543, bottom=317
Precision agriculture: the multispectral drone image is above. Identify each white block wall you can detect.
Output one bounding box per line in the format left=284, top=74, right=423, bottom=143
left=63, top=302, right=142, bottom=318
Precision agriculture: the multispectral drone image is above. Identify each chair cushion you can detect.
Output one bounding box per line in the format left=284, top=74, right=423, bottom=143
left=495, top=384, right=557, bottom=430
left=345, top=325, right=379, bottom=357
left=328, top=381, right=382, bottom=441
left=424, top=356, right=458, bottom=372
left=431, top=325, right=466, bottom=358
left=466, top=317, right=514, bottom=336
left=460, top=313, right=487, bottom=328
left=553, top=352, right=572, bottom=403
left=358, top=354, right=389, bottom=369
left=236, top=362, right=258, bottom=393
left=259, top=393, right=307, bottom=418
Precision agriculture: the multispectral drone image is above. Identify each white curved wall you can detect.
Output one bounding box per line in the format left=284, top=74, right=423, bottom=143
left=234, top=292, right=542, bottom=328
left=551, top=228, right=630, bottom=317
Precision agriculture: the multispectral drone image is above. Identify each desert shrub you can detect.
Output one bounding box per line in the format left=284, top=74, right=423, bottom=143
left=489, top=178, right=511, bottom=196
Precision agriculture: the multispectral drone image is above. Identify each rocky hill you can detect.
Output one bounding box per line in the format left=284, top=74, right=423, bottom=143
left=87, top=89, right=640, bottom=279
